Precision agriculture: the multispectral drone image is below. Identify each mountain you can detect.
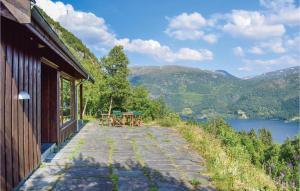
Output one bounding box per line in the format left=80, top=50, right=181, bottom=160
left=129, top=65, right=300, bottom=120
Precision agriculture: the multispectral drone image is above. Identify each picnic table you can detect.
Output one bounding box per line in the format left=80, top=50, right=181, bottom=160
left=100, top=111, right=142, bottom=127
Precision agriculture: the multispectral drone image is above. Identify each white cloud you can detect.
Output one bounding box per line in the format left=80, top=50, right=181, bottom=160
left=248, top=35, right=300, bottom=55
left=36, top=0, right=116, bottom=48
left=286, top=35, right=300, bottom=49
left=238, top=66, right=252, bottom=71
left=261, top=39, right=285, bottom=53
left=223, top=10, right=286, bottom=39
left=116, top=39, right=213, bottom=62
left=165, top=12, right=217, bottom=43
left=269, top=7, right=300, bottom=26
left=249, top=38, right=285, bottom=54
left=243, top=55, right=299, bottom=66
left=260, top=0, right=300, bottom=26
left=36, top=0, right=213, bottom=63
left=233, top=46, right=244, bottom=56
left=203, top=34, right=218, bottom=44
left=240, top=54, right=299, bottom=72
left=260, top=0, right=295, bottom=10
left=249, top=46, right=264, bottom=55
left=167, top=12, right=207, bottom=30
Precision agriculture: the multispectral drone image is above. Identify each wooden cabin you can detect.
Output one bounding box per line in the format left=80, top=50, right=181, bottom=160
left=0, top=1, right=94, bottom=190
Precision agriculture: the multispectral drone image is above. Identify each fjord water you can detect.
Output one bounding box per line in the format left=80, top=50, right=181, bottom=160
left=227, top=119, right=299, bottom=144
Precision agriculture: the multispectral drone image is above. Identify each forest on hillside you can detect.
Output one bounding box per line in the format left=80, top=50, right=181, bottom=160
left=130, top=66, right=299, bottom=120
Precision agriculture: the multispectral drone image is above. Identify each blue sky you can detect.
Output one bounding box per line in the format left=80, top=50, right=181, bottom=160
left=36, top=0, right=299, bottom=77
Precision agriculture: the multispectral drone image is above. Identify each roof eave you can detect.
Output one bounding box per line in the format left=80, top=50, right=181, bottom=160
left=29, top=5, right=95, bottom=83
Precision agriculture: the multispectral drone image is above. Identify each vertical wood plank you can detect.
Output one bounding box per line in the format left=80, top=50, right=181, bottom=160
left=41, top=65, right=51, bottom=143
left=36, top=61, right=41, bottom=163
left=12, top=38, right=19, bottom=187
left=0, top=35, right=7, bottom=191
left=23, top=48, right=29, bottom=177
left=18, top=47, right=24, bottom=180
left=72, top=81, right=75, bottom=121
left=50, top=69, right=57, bottom=142
left=28, top=54, right=33, bottom=172
left=32, top=56, right=37, bottom=168
left=80, top=84, right=83, bottom=120
left=4, top=37, right=13, bottom=191
left=57, top=71, right=61, bottom=143
left=60, top=76, right=63, bottom=129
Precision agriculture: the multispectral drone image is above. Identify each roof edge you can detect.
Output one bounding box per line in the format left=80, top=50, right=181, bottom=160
left=30, top=5, right=95, bottom=83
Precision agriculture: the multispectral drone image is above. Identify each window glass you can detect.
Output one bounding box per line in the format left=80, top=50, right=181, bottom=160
left=60, top=78, right=73, bottom=126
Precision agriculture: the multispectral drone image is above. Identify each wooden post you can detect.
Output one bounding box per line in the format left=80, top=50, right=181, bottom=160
left=79, top=83, right=83, bottom=120
left=56, top=71, right=61, bottom=143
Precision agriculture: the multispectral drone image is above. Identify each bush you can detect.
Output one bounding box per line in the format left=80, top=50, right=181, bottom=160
left=157, top=113, right=180, bottom=127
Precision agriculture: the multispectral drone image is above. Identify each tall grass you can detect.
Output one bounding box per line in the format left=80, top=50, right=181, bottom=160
left=157, top=113, right=181, bottom=127
left=176, top=123, right=276, bottom=190
left=154, top=114, right=276, bottom=190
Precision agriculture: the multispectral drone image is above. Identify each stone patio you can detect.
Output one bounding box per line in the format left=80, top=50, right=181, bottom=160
left=18, top=122, right=215, bottom=191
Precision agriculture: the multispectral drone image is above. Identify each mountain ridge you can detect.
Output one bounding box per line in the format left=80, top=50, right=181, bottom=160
left=129, top=65, right=299, bottom=120
left=130, top=65, right=299, bottom=79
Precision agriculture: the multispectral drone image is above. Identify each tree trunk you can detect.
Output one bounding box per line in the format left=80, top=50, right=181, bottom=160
left=108, top=97, right=113, bottom=115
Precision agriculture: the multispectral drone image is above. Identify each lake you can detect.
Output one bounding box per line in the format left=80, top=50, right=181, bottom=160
left=181, top=116, right=299, bottom=144
left=227, top=119, right=299, bottom=144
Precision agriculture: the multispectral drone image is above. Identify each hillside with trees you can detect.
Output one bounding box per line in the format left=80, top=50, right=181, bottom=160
left=130, top=65, right=299, bottom=120
left=38, top=8, right=167, bottom=119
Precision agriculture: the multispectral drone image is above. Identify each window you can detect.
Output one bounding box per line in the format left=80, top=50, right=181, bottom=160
left=60, top=77, right=74, bottom=126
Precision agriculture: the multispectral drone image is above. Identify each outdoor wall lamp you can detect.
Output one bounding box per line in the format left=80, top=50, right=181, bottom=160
left=18, top=91, right=30, bottom=100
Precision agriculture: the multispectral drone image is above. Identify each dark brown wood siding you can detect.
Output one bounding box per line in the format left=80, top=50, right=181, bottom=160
left=1, top=13, right=83, bottom=191
left=1, top=19, right=42, bottom=191
left=41, top=65, right=59, bottom=143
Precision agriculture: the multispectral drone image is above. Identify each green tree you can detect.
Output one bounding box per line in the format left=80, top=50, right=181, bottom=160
left=102, top=46, right=131, bottom=114
left=258, top=128, right=273, bottom=145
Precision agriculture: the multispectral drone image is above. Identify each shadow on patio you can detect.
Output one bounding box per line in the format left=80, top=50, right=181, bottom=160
left=19, top=153, right=214, bottom=191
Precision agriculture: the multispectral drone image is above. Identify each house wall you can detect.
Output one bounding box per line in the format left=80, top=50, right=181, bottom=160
left=41, top=64, right=59, bottom=143
left=1, top=17, right=80, bottom=191
left=0, top=19, right=41, bottom=190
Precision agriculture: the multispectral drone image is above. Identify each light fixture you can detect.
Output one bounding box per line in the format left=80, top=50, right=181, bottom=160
left=38, top=43, right=45, bottom=48
left=18, top=91, right=30, bottom=100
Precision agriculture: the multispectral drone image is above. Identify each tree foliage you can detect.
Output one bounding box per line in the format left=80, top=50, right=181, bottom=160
left=101, top=46, right=131, bottom=113
left=192, top=117, right=300, bottom=190
left=39, top=8, right=168, bottom=119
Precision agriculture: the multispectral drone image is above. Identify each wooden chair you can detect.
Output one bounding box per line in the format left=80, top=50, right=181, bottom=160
left=100, top=113, right=111, bottom=127
left=133, top=111, right=143, bottom=126
left=112, top=110, right=123, bottom=127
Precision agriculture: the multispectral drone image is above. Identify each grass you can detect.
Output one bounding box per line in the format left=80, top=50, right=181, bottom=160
left=130, top=137, right=158, bottom=190
left=130, top=138, right=144, bottom=167
left=149, top=186, right=158, bottom=191
left=68, top=138, right=85, bottom=160
left=84, top=115, right=98, bottom=122
left=110, top=174, right=118, bottom=191
left=174, top=123, right=276, bottom=191
left=106, top=138, right=118, bottom=191
left=157, top=114, right=180, bottom=127
left=146, top=132, right=156, bottom=140
left=39, top=163, right=46, bottom=169
left=189, top=179, right=201, bottom=187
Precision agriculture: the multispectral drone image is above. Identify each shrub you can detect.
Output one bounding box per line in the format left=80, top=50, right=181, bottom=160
left=157, top=113, right=180, bottom=127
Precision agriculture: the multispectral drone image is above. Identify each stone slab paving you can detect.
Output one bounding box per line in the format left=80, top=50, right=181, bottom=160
left=18, top=122, right=215, bottom=191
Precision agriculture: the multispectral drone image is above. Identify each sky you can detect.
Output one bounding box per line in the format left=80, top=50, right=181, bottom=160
left=36, top=0, right=300, bottom=77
